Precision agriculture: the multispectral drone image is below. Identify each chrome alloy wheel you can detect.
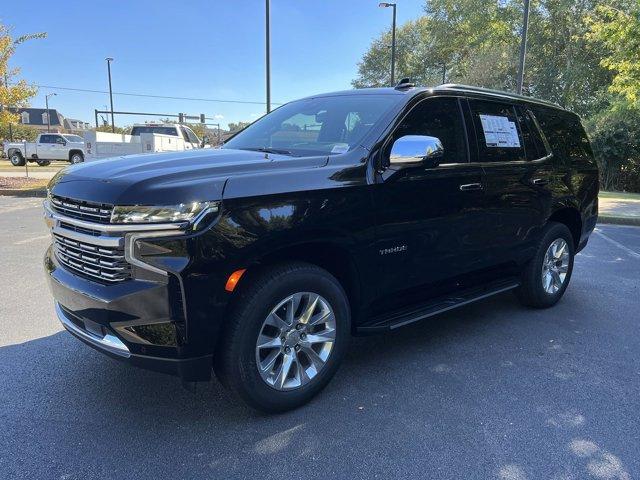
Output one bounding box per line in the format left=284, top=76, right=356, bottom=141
left=542, top=238, right=570, bottom=294
left=255, top=292, right=336, bottom=391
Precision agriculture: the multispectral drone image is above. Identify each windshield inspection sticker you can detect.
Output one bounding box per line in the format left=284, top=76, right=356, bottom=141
left=479, top=114, right=521, bottom=148
left=331, top=143, right=349, bottom=154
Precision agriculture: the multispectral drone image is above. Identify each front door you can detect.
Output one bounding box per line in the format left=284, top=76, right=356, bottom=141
left=36, top=134, right=56, bottom=160
left=372, top=96, right=488, bottom=309
left=50, top=135, right=67, bottom=160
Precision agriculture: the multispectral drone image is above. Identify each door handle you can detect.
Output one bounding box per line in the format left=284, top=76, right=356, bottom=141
left=459, top=183, right=483, bottom=191
left=531, top=178, right=549, bottom=186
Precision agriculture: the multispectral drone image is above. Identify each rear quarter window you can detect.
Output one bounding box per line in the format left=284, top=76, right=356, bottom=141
left=531, top=107, right=593, bottom=166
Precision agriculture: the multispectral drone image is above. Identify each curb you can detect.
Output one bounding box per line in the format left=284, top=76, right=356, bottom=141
left=0, top=188, right=47, bottom=198
left=597, top=215, right=640, bottom=227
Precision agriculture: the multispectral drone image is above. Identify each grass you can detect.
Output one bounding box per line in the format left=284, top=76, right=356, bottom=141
left=599, top=191, right=640, bottom=202
left=0, top=159, right=68, bottom=173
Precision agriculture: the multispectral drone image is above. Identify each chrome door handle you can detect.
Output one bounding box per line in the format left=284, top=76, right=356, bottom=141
left=459, top=183, right=483, bottom=191
left=531, top=178, right=549, bottom=186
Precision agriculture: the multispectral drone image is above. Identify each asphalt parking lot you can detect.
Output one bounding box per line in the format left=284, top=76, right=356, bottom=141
left=0, top=196, right=638, bottom=480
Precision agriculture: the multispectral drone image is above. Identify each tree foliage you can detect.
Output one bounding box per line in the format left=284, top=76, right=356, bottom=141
left=0, top=23, right=46, bottom=134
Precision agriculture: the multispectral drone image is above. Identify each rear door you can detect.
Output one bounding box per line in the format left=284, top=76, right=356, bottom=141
left=465, top=98, right=552, bottom=265
left=373, top=96, right=488, bottom=303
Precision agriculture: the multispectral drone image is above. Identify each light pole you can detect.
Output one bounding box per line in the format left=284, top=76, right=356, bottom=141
left=265, top=0, right=271, bottom=113
left=44, top=93, right=57, bottom=132
left=379, top=2, right=397, bottom=86
left=105, top=57, right=115, bottom=132
left=516, top=0, right=531, bottom=94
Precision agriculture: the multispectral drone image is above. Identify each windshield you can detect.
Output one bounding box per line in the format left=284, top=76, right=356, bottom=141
left=223, top=95, right=397, bottom=156
left=63, top=135, right=84, bottom=143
left=130, top=126, right=178, bottom=136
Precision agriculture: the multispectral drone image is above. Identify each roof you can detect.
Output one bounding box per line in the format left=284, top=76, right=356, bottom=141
left=298, top=83, right=567, bottom=112
left=11, top=107, right=64, bottom=126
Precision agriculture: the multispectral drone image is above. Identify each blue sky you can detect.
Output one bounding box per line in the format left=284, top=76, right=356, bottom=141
left=5, top=0, right=424, bottom=129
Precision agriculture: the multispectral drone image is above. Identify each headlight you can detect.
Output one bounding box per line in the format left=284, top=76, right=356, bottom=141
left=111, top=201, right=218, bottom=224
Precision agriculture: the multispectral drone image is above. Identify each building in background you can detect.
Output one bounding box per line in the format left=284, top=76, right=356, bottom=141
left=9, top=107, right=89, bottom=134
left=63, top=118, right=91, bottom=134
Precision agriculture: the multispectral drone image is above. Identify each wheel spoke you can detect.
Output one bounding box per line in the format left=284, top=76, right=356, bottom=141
left=299, top=293, right=320, bottom=324
left=256, top=334, right=282, bottom=350
left=305, top=329, right=336, bottom=344
left=264, top=312, right=288, bottom=331
left=300, top=345, right=326, bottom=373
left=274, top=352, right=295, bottom=389
left=259, top=349, right=280, bottom=373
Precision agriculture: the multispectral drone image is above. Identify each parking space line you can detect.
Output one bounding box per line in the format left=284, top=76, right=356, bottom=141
left=15, top=234, right=51, bottom=245
left=594, top=229, right=640, bottom=259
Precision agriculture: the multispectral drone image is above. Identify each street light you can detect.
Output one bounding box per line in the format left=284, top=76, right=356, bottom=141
left=379, top=2, right=397, bottom=86
left=44, top=93, right=57, bottom=133
left=516, top=0, right=531, bottom=94
left=265, top=0, right=271, bottom=113
left=105, top=57, right=115, bottom=132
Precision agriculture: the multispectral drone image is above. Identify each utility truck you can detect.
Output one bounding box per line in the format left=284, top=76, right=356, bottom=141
left=4, top=133, right=85, bottom=166
left=84, top=124, right=202, bottom=161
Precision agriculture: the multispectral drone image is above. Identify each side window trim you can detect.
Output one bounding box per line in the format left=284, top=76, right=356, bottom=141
left=525, top=109, right=553, bottom=158
left=380, top=95, right=471, bottom=169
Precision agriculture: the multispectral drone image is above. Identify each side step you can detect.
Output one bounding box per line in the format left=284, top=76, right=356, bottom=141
left=357, top=278, right=521, bottom=334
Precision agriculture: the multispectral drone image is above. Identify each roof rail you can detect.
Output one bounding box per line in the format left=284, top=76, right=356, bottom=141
left=437, top=83, right=564, bottom=110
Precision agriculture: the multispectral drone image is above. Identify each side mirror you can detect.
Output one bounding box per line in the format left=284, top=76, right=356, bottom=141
left=389, top=135, right=444, bottom=168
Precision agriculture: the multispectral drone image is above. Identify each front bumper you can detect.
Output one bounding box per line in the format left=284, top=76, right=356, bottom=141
left=46, top=246, right=213, bottom=382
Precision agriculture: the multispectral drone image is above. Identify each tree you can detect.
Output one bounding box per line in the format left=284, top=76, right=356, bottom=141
left=94, top=124, right=131, bottom=134
left=0, top=23, right=46, bottom=138
left=228, top=121, right=251, bottom=133
left=352, top=0, right=614, bottom=115
left=586, top=2, right=640, bottom=103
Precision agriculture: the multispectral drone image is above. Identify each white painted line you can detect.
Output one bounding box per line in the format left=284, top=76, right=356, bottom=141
left=14, top=234, right=50, bottom=245
left=594, top=229, right=640, bottom=259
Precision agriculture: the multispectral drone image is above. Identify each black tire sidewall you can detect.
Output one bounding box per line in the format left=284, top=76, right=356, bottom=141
left=71, top=153, right=84, bottom=163
left=222, top=265, right=350, bottom=412
left=10, top=154, right=24, bottom=166
left=526, top=223, right=575, bottom=307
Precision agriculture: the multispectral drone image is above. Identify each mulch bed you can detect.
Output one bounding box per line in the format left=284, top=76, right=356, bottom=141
left=0, top=177, right=48, bottom=189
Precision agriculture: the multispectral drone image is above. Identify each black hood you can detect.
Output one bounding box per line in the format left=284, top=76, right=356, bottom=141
left=49, top=148, right=328, bottom=205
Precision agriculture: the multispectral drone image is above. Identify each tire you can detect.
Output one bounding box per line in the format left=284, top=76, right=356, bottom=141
left=10, top=152, right=25, bottom=167
left=214, top=262, right=351, bottom=413
left=36, top=159, right=51, bottom=167
left=515, top=222, right=575, bottom=308
left=70, top=152, right=84, bottom=164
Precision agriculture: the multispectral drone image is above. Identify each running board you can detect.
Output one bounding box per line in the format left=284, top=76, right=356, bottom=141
left=357, top=278, right=521, bottom=334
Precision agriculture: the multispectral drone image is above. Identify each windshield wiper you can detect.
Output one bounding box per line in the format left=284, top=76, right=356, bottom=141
left=241, top=147, right=293, bottom=156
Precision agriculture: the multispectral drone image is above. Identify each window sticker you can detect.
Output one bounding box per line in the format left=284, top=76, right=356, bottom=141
left=479, top=114, right=521, bottom=148
left=331, top=143, right=349, bottom=154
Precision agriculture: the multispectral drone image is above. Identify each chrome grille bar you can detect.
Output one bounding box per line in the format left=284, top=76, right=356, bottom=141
left=50, top=196, right=113, bottom=224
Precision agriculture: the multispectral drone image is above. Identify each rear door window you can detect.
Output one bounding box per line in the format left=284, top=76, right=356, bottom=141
left=515, top=106, right=549, bottom=160
left=531, top=106, right=592, bottom=164
left=468, top=99, right=526, bottom=162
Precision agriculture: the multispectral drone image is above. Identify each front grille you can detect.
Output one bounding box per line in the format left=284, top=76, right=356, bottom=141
left=51, top=196, right=113, bottom=224
left=53, top=233, right=130, bottom=283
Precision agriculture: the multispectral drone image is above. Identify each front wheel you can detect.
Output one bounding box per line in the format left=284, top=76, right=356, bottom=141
left=10, top=152, right=25, bottom=166
left=214, top=262, right=350, bottom=412
left=515, top=222, right=575, bottom=308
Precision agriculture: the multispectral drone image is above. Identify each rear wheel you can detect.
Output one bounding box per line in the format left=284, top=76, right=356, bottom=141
left=515, top=222, right=575, bottom=308
left=10, top=152, right=25, bottom=166
left=70, top=152, right=84, bottom=164
left=214, top=262, right=350, bottom=412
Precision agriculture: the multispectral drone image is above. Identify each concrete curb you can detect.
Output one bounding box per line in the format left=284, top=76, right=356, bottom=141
left=0, top=188, right=47, bottom=198
left=597, top=215, right=640, bottom=227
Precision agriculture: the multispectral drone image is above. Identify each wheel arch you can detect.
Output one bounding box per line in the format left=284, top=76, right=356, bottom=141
left=68, top=149, right=84, bottom=161
left=548, top=207, right=582, bottom=249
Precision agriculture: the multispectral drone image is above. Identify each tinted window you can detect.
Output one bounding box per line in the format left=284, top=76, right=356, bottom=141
left=53, top=135, right=65, bottom=144
left=181, top=126, right=200, bottom=144
left=39, top=135, right=54, bottom=143
left=531, top=107, right=592, bottom=164
left=63, top=135, right=84, bottom=143
left=130, top=126, right=179, bottom=136
left=468, top=99, right=525, bottom=162
left=515, top=106, right=548, bottom=160
left=223, top=95, right=398, bottom=156
left=388, top=97, right=468, bottom=165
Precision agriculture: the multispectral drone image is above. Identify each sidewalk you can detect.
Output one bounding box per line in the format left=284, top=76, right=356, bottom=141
left=598, top=192, right=640, bottom=226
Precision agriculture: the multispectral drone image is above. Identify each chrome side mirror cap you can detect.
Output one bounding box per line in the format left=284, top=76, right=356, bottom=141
left=389, top=135, right=444, bottom=167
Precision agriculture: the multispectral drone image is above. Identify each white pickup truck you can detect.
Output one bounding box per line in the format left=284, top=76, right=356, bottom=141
left=84, top=124, right=203, bottom=161
left=4, top=133, right=85, bottom=167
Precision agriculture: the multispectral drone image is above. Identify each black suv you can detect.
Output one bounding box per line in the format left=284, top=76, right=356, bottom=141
left=44, top=83, right=598, bottom=412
